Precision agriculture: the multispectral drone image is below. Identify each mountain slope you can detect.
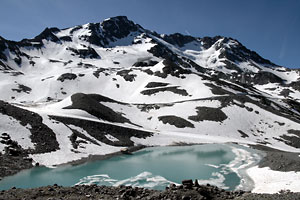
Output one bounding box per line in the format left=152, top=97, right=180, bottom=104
left=0, top=16, right=299, bottom=169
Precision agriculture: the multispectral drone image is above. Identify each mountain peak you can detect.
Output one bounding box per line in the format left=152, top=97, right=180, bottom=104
left=103, top=16, right=130, bottom=23
left=100, top=16, right=142, bottom=38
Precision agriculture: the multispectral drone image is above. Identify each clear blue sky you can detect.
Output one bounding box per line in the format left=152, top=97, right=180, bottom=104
left=0, top=0, right=299, bottom=68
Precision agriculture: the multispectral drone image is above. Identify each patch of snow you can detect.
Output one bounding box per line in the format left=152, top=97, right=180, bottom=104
left=247, top=166, right=300, bottom=193
left=105, top=134, right=119, bottom=142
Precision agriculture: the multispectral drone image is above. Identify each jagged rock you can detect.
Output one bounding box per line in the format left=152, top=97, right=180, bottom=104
left=194, top=179, right=200, bottom=187
left=182, top=179, right=193, bottom=189
left=162, top=33, right=196, bottom=47
left=67, top=47, right=100, bottom=59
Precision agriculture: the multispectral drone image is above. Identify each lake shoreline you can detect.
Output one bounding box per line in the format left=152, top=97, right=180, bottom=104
left=1, top=180, right=300, bottom=200
left=1, top=142, right=300, bottom=195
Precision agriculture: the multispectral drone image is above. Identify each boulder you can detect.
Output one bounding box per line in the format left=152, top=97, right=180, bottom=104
left=182, top=179, right=193, bottom=188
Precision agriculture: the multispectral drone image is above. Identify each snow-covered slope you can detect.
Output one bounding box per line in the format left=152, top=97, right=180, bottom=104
left=0, top=16, right=300, bottom=172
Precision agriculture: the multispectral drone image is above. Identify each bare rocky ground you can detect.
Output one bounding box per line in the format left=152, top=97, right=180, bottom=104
left=1, top=180, right=300, bottom=200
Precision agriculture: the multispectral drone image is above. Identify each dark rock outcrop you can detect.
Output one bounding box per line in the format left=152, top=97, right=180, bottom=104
left=0, top=101, right=59, bottom=154
left=188, top=107, right=228, bottom=122
left=141, top=86, right=189, bottom=96
left=158, top=115, right=195, bottom=128
left=145, top=82, right=169, bottom=88
left=57, top=73, right=77, bottom=82
left=162, top=33, right=196, bottom=47
left=51, top=115, right=152, bottom=147
left=67, top=47, right=100, bottom=59
left=64, top=93, right=131, bottom=124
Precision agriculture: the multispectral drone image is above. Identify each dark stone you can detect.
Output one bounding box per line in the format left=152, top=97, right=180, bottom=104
left=201, top=36, right=223, bottom=49
left=141, top=86, right=189, bottom=96
left=188, top=107, right=228, bottom=122
left=93, top=68, right=106, bottom=78
left=116, top=70, right=136, bottom=82
left=145, top=82, right=169, bottom=88
left=59, top=36, right=72, bottom=42
left=70, top=25, right=83, bottom=34
left=5, top=147, right=21, bottom=156
left=194, top=179, right=200, bottom=187
left=69, top=129, right=99, bottom=149
left=182, top=196, right=191, bottom=200
left=182, top=179, right=193, bottom=189
left=57, top=73, right=77, bottom=82
left=158, top=115, right=194, bottom=128
left=161, top=33, right=196, bottom=47
left=148, top=43, right=178, bottom=62
left=252, top=71, right=284, bottom=85
left=279, top=89, right=294, bottom=97
left=133, top=60, right=158, bottom=67
left=143, top=69, right=154, bottom=75
left=284, top=99, right=300, bottom=113
left=169, top=184, right=176, bottom=190
left=153, top=59, right=191, bottom=78
left=49, top=59, right=62, bottom=63
left=11, top=84, right=32, bottom=94
left=67, top=47, right=100, bottom=59
left=64, top=93, right=131, bottom=124
left=238, top=130, right=249, bottom=138
left=14, top=57, right=22, bottom=65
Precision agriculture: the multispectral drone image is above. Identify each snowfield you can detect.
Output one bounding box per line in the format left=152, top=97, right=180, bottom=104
left=247, top=166, right=300, bottom=193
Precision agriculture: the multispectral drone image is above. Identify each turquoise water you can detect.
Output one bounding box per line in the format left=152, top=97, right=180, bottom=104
left=0, top=144, right=260, bottom=191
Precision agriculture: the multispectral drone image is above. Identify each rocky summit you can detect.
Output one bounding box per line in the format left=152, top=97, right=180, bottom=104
left=0, top=16, right=300, bottom=195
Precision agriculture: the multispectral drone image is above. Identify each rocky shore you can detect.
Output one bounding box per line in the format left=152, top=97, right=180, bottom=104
left=1, top=179, right=300, bottom=200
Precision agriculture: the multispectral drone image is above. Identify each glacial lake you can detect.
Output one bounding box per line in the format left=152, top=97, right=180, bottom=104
left=0, top=144, right=261, bottom=191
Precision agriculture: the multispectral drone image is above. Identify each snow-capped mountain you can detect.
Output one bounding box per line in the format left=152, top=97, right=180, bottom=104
left=0, top=16, right=300, bottom=167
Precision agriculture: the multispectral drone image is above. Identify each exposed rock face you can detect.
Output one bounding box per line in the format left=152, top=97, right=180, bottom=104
left=188, top=107, right=228, bottom=122
left=64, top=93, right=132, bottom=124
left=145, top=82, right=169, bottom=88
left=162, top=33, right=196, bottom=47
left=141, top=86, right=189, bottom=96
left=66, top=47, right=100, bottom=59
left=0, top=101, right=59, bottom=154
left=51, top=116, right=153, bottom=147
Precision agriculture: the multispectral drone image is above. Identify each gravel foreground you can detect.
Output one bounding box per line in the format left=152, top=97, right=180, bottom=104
left=1, top=180, right=300, bottom=200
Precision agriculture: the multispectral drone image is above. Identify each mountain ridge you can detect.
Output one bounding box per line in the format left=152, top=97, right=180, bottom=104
left=0, top=16, right=300, bottom=193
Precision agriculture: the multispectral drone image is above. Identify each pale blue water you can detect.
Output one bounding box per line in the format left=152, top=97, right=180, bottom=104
left=0, top=144, right=260, bottom=191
